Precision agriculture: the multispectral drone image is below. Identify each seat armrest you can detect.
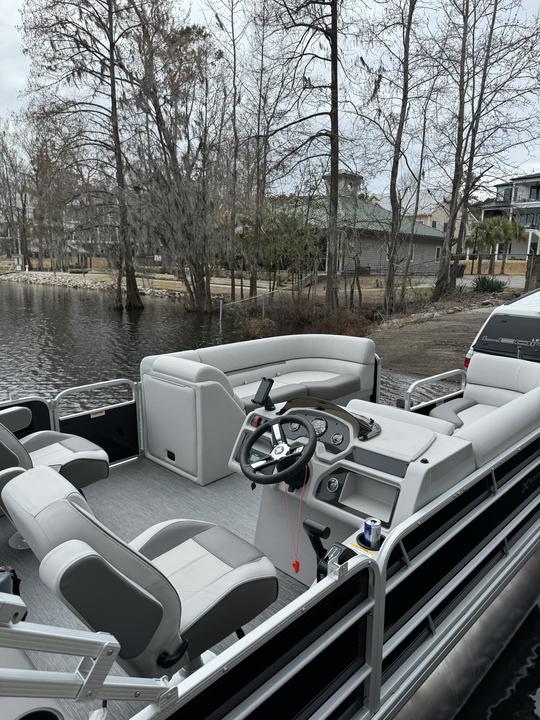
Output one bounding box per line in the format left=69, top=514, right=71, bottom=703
left=0, top=407, right=32, bottom=434
left=129, top=519, right=215, bottom=560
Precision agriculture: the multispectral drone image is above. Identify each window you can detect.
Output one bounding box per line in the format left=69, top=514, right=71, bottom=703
left=502, top=187, right=512, bottom=202
left=529, top=186, right=540, bottom=201
left=431, top=220, right=437, bottom=229
left=435, top=247, right=441, bottom=261
left=443, top=222, right=448, bottom=233
left=473, top=314, right=540, bottom=362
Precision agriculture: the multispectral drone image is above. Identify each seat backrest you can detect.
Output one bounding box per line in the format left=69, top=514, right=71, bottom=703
left=0, top=424, right=32, bottom=472
left=464, top=353, right=540, bottom=406
left=2, top=468, right=182, bottom=675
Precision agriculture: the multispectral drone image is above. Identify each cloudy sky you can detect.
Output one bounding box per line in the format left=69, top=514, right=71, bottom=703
left=1, top=0, right=539, bottom=189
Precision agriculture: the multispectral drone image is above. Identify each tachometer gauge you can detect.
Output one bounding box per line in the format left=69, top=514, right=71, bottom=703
left=331, top=432, right=344, bottom=446
left=311, top=417, right=328, bottom=437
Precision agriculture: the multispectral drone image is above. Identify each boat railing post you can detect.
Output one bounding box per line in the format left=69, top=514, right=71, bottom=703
left=219, top=295, right=224, bottom=334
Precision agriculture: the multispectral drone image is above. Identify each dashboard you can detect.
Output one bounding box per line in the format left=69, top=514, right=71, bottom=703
left=281, top=410, right=351, bottom=454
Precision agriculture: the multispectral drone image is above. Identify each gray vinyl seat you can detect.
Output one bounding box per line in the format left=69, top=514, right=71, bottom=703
left=430, top=354, right=540, bottom=429
left=1, top=467, right=278, bottom=678
left=0, top=423, right=109, bottom=489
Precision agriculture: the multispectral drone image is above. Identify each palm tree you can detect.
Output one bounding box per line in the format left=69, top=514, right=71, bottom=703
left=467, top=216, right=525, bottom=275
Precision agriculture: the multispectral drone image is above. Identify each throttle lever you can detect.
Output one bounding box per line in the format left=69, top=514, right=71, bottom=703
left=303, top=519, right=330, bottom=562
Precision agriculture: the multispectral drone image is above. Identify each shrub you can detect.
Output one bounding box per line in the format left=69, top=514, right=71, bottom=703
left=472, top=276, right=507, bottom=293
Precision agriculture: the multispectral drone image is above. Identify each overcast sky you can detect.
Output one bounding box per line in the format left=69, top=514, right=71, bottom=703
left=1, top=0, right=539, bottom=193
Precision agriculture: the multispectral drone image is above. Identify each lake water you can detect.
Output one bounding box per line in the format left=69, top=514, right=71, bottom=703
left=0, top=280, right=538, bottom=718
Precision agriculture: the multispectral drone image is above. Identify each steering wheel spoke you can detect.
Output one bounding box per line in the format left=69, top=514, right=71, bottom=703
left=250, top=455, right=277, bottom=471
left=271, top=423, right=285, bottom=444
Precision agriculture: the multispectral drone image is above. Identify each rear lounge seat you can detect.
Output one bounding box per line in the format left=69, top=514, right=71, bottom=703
left=430, top=354, right=540, bottom=429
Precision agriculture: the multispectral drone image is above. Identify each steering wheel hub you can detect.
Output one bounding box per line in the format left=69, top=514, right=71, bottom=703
left=239, top=415, right=317, bottom=486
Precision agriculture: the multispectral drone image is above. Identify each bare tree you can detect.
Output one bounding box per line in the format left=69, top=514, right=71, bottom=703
left=22, top=0, right=145, bottom=309
left=431, top=0, right=540, bottom=299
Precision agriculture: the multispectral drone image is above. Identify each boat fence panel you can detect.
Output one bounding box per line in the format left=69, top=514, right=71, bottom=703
left=133, top=557, right=381, bottom=720
left=374, top=431, right=540, bottom=714
left=52, top=379, right=141, bottom=463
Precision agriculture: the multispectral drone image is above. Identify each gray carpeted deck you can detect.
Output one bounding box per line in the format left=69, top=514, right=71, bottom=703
left=0, top=457, right=306, bottom=720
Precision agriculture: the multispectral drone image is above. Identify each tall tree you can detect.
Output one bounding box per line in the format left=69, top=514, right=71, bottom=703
left=22, top=0, right=144, bottom=309
left=431, top=0, right=540, bottom=299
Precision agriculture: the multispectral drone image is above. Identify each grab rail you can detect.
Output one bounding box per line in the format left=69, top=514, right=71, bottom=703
left=53, top=378, right=137, bottom=423
left=403, top=368, right=467, bottom=411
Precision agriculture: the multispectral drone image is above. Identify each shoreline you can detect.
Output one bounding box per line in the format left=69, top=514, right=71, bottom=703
left=0, top=270, right=187, bottom=300
left=0, top=270, right=510, bottom=332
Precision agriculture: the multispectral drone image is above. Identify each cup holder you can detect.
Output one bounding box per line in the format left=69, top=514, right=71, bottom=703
left=17, top=710, right=63, bottom=720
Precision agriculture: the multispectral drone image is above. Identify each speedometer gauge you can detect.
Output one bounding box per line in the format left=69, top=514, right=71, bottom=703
left=311, top=417, right=328, bottom=437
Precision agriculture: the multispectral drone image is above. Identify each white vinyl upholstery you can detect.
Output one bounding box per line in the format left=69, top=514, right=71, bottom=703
left=2, top=467, right=278, bottom=678
left=454, top=386, right=540, bottom=467
left=431, top=354, right=540, bottom=430
left=141, top=335, right=377, bottom=484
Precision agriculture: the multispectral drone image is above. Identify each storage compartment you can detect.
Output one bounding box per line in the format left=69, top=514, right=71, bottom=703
left=338, top=473, right=399, bottom=525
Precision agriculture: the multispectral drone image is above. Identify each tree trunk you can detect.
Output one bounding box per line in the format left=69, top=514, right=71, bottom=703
left=325, top=0, right=339, bottom=314
left=433, top=0, right=470, bottom=300
left=107, top=0, right=143, bottom=311
left=385, top=0, right=416, bottom=315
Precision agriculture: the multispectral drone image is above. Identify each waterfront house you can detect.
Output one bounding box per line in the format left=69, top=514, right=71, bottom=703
left=482, top=173, right=540, bottom=257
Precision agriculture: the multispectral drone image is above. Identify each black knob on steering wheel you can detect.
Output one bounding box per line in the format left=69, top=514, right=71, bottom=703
left=239, top=415, right=317, bottom=485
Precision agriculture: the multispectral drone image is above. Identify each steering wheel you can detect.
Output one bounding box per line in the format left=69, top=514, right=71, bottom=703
left=239, top=415, right=317, bottom=485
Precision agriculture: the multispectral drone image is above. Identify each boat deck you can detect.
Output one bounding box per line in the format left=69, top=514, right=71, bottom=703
left=0, top=457, right=306, bottom=720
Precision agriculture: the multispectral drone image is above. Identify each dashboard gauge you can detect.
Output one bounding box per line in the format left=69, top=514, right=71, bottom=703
left=311, top=417, right=328, bottom=437
left=331, top=432, right=344, bottom=446
left=288, top=421, right=300, bottom=432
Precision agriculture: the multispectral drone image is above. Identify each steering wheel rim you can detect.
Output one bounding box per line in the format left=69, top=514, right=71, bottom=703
left=239, top=415, right=317, bottom=485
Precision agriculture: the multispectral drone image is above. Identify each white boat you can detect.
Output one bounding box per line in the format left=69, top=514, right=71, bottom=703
left=0, top=333, right=537, bottom=720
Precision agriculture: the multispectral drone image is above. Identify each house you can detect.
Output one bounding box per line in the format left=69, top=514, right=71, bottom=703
left=411, top=201, right=478, bottom=242
left=482, top=173, right=540, bottom=257
left=280, top=172, right=446, bottom=276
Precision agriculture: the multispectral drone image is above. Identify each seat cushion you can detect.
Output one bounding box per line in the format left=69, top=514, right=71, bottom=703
left=21, top=432, right=109, bottom=487
left=430, top=398, right=497, bottom=428
left=347, top=399, right=455, bottom=436
left=234, top=380, right=309, bottom=411
left=153, top=525, right=278, bottom=656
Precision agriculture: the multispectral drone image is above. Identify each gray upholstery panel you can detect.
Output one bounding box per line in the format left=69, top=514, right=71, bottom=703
left=183, top=575, right=278, bottom=659
left=347, top=399, right=455, bottom=436
left=58, top=549, right=164, bottom=659
left=58, top=458, right=110, bottom=488
left=19, top=431, right=69, bottom=453
left=194, top=526, right=263, bottom=569
left=0, top=424, right=32, bottom=470
left=430, top=398, right=476, bottom=428
left=0, top=407, right=32, bottom=433
left=130, top=519, right=215, bottom=560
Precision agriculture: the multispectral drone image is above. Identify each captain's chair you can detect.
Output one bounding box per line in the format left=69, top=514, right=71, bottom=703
left=0, top=406, right=109, bottom=491
left=2, top=467, right=278, bottom=677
